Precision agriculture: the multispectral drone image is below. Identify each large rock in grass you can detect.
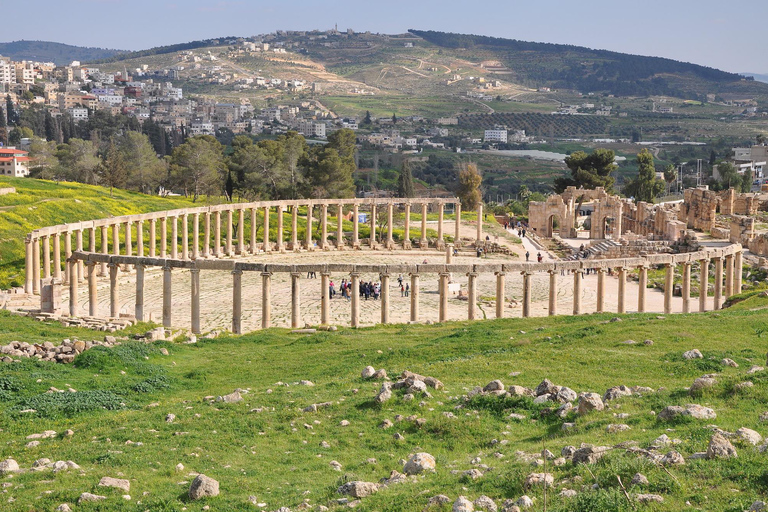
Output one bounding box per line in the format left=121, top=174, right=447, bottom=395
left=658, top=404, right=716, bottom=421
left=535, top=379, right=556, bottom=396
left=524, top=472, right=553, bottom=489
left=690, top=377, right=717, bottom=394
left=337, top=481, right=379, bottom=498
left=483, top=380, right=505, bottom=393
left=375, top=382, right=392, bottom=403
left=707, top=433, right=737, bottom=459
left=577, top=393, right=604, bottom=415
left=603, top=385, right=632, bottom=402
left=216, top=391, right=242, bottom=403
left=189, top=474, right=220, bottom=500
left=403, top=452, right=436, bottom=475
left=572, top=446, right=610, bottom=465
left=453, top=496, right=474, bottom=512
left=735, top=427, right=763, bottom=446
left=683, top=349, right=703, bottom=359
left=0, top=459, right=20, bottom=475
left=361, top=366, right=376, bottom=378
left=78, top=493, right=106, bottom=503
left=99, top=476, right=130, bottom=492
left=474, top=495, right=498, bottom=512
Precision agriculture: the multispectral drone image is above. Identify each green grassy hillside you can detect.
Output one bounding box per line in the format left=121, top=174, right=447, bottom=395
left=0, top=177, right=212, bottom=289
left=1, top=294, right=768, bottom=511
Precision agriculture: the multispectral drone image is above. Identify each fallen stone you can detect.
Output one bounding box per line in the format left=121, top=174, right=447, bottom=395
left=573, top=446, right=610, bottom=465
left=403, top=452, right=436, bottom=475
left=524, top=472, right=553, bottom=489
left=603, top=385, right=632, bottom=402
left=636, top=494, right=664, bottom=504
left=78, top=493, right=107, bottom=503
left=577, top=393, right=604, bottom=415
left=734, top=427, right=762, bottom=445
left=631, top=473, right=649, bottom=486
left=721, top=358, right=739, bottom=367
left=707, top=432, right=737, bottom=459
left=0, top=459, right=20, bottom=475
left=337, top=481, right=379, bottom=498
left=361, top=366, right=375, bottom=378
left=535, top=379, right=556, bottom=396
left=682, top=349, right=703, bottom=359
left=690, top=377, right=717, bottom=394
left=661, top=450, right=685, bottom=465
left=216, top=391, right=243, bottom=403
left=453, top=496, right=474, bottom=512
left=474, top=495, right=497, bottom=512
left=99, top=476, right=130, bottom=492
left=189, top=474, right=220, bottom=500
left=483, top=380, right=505, bottom=392
left=375, top=382, right=392, bottom=403
left=55, top=505, right=72, bottom=512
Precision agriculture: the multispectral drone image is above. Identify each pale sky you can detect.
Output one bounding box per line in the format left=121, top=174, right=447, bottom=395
left=5, top=0, right=767, bottom=73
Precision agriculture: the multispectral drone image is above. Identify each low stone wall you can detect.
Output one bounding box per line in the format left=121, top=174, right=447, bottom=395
left=0, top=187, right=16, bottom=196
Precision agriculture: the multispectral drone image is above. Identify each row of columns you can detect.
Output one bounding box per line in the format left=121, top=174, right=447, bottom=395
left=28, top=201, right=475, bottom=295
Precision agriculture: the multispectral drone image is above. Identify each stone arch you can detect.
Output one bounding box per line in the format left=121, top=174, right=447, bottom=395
left=547, top=213, right=563, bottom=237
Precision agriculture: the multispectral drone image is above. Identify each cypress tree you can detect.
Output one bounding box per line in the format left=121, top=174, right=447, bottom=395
left=397, top=159, right=415, bottom=198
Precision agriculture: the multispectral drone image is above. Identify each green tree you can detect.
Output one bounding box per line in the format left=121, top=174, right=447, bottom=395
left=741, top=167, right=753, bottom=193
left=362, top=111, right=372, bottom=126
left=392, top=113, right=397, bottom=124
left=303, top=128, right=356, bottom=198
left=96, top=141, right=128, bottom=197
left=456, top=163, right=482, bottom=210
left=622, top=149, right=665, bottom=203
left=8, top=126, right=33, bottom=146
left=553, top=148, right=617, bottom=193
left=56, top=138, right=101, bottom=184
left=169, top=135, right=227, bottom=201
left=28, top=139, right=60, bottom=181
left=117, top=131, right=166, bottom=194
left=757, top=133, right=766, bottom=145
left=716, top=161, right=741, bottom=190
left=662, top=164, right=677, bottom=195
left=397, top=159, right=415, bottom=198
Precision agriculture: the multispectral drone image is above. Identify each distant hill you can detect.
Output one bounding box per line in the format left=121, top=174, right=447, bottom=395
left=0, top=40, right=124, bottom=65
left=743, top=72, right=768, bottom=84
left=408, top=30, right=768, bottom=100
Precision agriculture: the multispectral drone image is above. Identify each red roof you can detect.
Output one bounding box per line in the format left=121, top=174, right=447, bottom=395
left=0, top=157, right=30, bottom=162
left=0, top=148, right=27, bottom=155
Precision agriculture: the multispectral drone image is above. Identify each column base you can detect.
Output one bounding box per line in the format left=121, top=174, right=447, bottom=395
left=419, top=239, right=429, bottom=249
left=436, top=241, right=446, bottom=251
left=385, top=240, right=395, bottom=250
left=402, top=240, right=412, bottom=250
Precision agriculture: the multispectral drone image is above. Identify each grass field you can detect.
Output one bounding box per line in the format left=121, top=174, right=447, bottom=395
left=1, top=291, right=768, bottom=511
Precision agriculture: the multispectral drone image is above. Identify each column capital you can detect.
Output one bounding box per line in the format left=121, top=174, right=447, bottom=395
left=520, top=270, right=533, bottom=277
left=379, top=272, right=390, bottom=278
left=466, top=271, right=478, bottom=278
left=107, top=262, right=119, bottom=269
left=349, top=272, right=360, bottom=278
left=261, top=271, right=273, bottom=278
left=409, top=272, right=419, bottom=277
left=495, top=271, right=506, bottom=277
left=290, top=272, right=302, bottom=278
left=596, top=267, right=607, bottom=273
left=231, top=268, right=243, bottom=276
left=84, top=261, right=98, bottom=267
left=189, top=268, right=200, bottom=274
left=547, top=268, right=558, bottom=274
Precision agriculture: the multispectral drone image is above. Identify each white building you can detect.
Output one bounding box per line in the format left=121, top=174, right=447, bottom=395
left=484, top=129, right=508, bottom=143
left=68, top=108, right=89, bottom=122
left=0, top=148, right=30, bottom=177
left=0, top=60, right=15, bottom=84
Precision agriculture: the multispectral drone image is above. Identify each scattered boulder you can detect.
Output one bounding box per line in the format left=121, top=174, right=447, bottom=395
left=99, top=476, right=130, bottom=492
left=555, top=387, right=577, bottom=403
left=735, top=427, right=762, bottom=445
left=690, top=377, right=717, bottom=394
left=403, top=452, right=436, bottom=475
left=603, top=385, right=632, bottom=402
left=524, top=473, right=553, bottom=489
left=189, top=474, right=220, bottom=500
left=707, top=433, right=737, bottom=459
left=361, top=366, right=375, bottom=378
left=453, top=496, right=474, bottom=512
left=56, top=505, right=72, bottom=512
left=78, top=493, right=107, bottom=503
left=661, top=451, right=685, bottom=466
left=428, top=495, right=451, bottom=506
left=507, top=386, right=535, bottom=397
left=474, top=495, right=498, bottom=512
left=216, top=391, right=243, bottom=403
left=372, top=369, right=388, bottom=380
left=606, top=424, right=631, bottom=433
left=631, top=473, right=649, bottom=486
left=483, top=380, right=505, bottom=393
left=749, top=501, right=767, bottom=512
left=515, top=495, right=534, bottom=509
left=165, top=413, right=176, bottom=423
left=577, top=393, right=604, bottom=415
left=375, top=382, right=392, bottom=404
left=636, top=494, right=664, bottom=504
left=337, top=481, right=379, bottom=498
left=722, top=358, right=739, bottom=367
left=535, top=379, right=556, bottom=396
left=683, top=349, right=703, bottom=359
left=572, top=446, right=610, bottom=465
left=0, top=459, right=20, bottom=475
left=658, top=404, right=716, bottom=421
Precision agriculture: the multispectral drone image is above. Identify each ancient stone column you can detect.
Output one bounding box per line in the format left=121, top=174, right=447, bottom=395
left=403, top=203, right=411, bottom=249
left=522, top=271, right=532, bottom=318
left=136, top=220, right=144, bottom=258
left=226, top=209, right=234, bottom=257
left=420, top=203, right=428, bottom=248
left=65, top=230, right=73, bottom=283
left=89, top=226, right=96, bottom=255
left=42, top=235, right=50, bottom=279
left=596, top=268, right=606, bottom=313
left=725, top=254, right=734, bottom=298
left=699, top=259, right=709, bottom=312
left=439, top=272, right=450, bottom=322
left=454, top=202, right=461, bottom=245
left=87, top=262, right=98, bottom=317
left=134, top=263, right=144, bottom=322
left=682, top=262, right=691, bottom=313
left=160, top=217, right=168, bottom=257
left=192, top=213, right=199, bottom=259
left=232, top=269, right=242, bottom=334
left=335, top=204, right=343, bottom=249
left=24, top=238, right=33, bottom=294
left=306, top=204, right=313, bottom=250
left=350, top=272, right=360, bottom=328
left=109, top=263, right=119, bottom=319
left=467, top=272, right=478, bottom=320
left=214, top=211, right=222, bottom=257
left=237, top=208, right=245, bottom=256
left=75, top=229, right=84, bottom=282
left=445, top=244, right=453, bottom=264
left=263, top=206, right=271, bottom=252
left=662, top=263, right=674, bottom=314
left=125, top=221, right=133, bottom=258
left=32, top=237, right=41, bottom=294
left=476, top=203, right=483, bottom=245
left=410, top=273, right=419, bottom=322
left=495, top=271, right=505, bottom=318
left=637, top=266, right=647, bottom=313
left=352, top=203, right=360, bottom=248
left=291, top=205, right=299, bottom=251
left=291, top=272, right=301, bottom=328
left=617, top=267, right=627, bottom=314
left=436, top=203, right=444, bottom=249
left=386, top=203, right=394, bottom=249
left=277, top=205, right=285, bottom=252
left=100, top=225, right=108, bottom=276
left=714, top=256, right=723, bottom=310
left=68, top=260, right=78, bottom=317
left=262, top=272, right=272, bottom=329
left=190, top=269, right=201, bottom=334
left=162, top=266, right=172, bottom=328
left=370, top=203, right=377, bottom=248
left=52, top=233, right=61, bottom=281
left=171, top=217, right=178, bottom=259
left=548, top=270, right=558, bottom=316
left=203, top=213, right=210, bottom=258
left=734, top=250, right=743, bottom=295
left=149, top=218, right=157, bottom=258
left=319, top=204, right=328, bottom=250
left=250, top=207, right=258, bottom=254
left=181, top=214, right=188, bottom=260
left=320, top=272, right=330, bottom=325
left=573, top=269, right=582, bottom=315
left=380, top=272, right=390, bottom=324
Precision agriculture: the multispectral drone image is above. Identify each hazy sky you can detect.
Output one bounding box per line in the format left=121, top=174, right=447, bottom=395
left=6, top=0, right=767, bottom=73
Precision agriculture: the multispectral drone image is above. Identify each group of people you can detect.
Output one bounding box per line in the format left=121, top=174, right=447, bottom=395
left=524, top=251, right=544, bottom=263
